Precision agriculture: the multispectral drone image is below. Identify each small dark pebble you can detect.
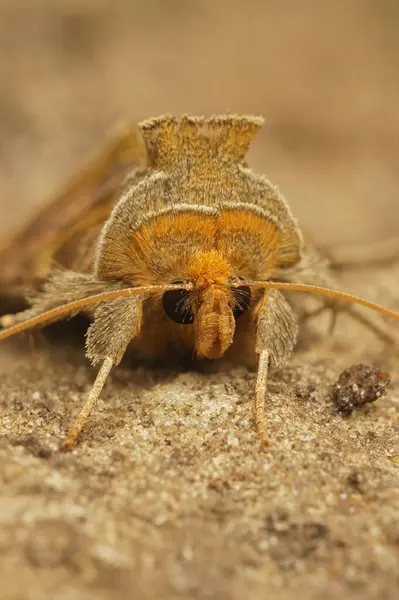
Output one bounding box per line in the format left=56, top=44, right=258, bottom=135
left=331, top=364, right=391, bottom=416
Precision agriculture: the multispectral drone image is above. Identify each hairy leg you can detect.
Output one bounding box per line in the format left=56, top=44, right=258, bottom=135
left=253, top=290, right=297, bottom=446
left=286, top=244, right=397, bottom=345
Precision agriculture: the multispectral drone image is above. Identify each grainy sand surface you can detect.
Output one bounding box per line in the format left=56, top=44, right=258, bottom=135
left=0, top=2, right=398, bottom=599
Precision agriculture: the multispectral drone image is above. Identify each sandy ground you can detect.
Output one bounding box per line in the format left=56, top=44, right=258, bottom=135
left=0, top=2, right=398, bottom=599
left=0, top=270, right=398, bottom=600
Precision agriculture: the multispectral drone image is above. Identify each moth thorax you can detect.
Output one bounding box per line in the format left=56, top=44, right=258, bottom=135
left=194, top=285, right=235, bottom=359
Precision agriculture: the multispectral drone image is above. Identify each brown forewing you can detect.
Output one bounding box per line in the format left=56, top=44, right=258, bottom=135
left=0, top=124, right=148, bottom=299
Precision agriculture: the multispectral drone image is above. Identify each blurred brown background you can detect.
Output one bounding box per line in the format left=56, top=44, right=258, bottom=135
left=0, top=0, right=398, bottom=245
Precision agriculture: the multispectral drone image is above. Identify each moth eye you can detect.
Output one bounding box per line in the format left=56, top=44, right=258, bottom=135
left=162, top=289, right=194, bottom=325
left=232, top=286, right=251, bottom=319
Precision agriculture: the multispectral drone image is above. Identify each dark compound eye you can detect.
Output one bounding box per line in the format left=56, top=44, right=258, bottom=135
left=232, top=286, right=251, bottom=319
left=162, top=288, right=194, bottom=324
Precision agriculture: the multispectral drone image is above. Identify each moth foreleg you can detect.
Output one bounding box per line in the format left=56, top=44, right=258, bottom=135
left=254, top=290, right=298, bottom=446
left=254, top=349, right=270, bottom=446
left=62, top=356, right=114, bottom=450
left=62, top=295, right=143, bottom=449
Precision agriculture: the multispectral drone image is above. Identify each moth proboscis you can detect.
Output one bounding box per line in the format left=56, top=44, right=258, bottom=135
left=0, top=114, right=398, bottom=450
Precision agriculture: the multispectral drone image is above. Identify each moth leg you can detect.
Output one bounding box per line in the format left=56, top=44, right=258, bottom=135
left=62, top=295, right=143, bottom=449
left=299, top=299, right=396, bottom=344
left=254, top=290, right=298, bottom=446
left=62, top=357, right=114, bottom=450
left=290, top=246, right=397, bottom=345
left=344, top=305, right=396, bottom=346
left=254, top=349, right=270, bottom=446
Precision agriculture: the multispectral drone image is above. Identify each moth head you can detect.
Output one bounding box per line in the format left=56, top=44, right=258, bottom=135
left=160, top=249, right=252, bottom=359
left=1, top=276, right=399, bottom=356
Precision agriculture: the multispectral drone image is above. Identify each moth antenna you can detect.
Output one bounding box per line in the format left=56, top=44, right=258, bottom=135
left=62, top=356, right=114, bottom=450
left=0, top=283, right=192, bottom=341
left=238, top=281, right=399, bottom=322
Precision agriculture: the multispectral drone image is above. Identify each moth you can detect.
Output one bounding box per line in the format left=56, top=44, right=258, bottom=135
left=0, top=114, right=398, bottom=450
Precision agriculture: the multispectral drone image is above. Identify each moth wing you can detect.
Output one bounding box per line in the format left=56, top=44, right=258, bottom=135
left=0, top=123, right=148, bottom=300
